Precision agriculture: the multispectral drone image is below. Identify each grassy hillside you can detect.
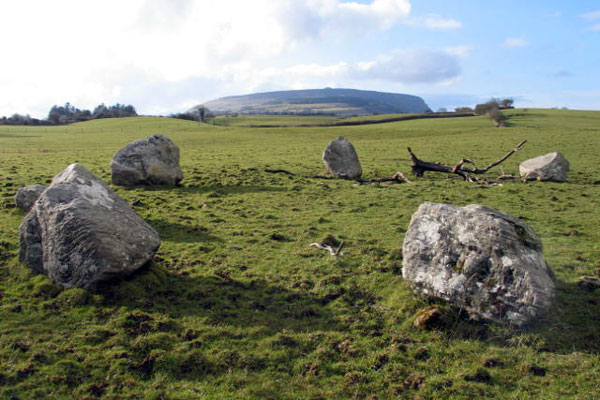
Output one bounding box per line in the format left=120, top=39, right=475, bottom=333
left=0, top=109, right=599, bottom=399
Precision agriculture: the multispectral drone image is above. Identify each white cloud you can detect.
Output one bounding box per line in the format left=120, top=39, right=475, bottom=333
left=580, top=10, right=600, bottom=19
left=0, top=0, right=466, bottom=117
left=501, top=37, right=530, bottom=48
left=580, top=9, right=600, bottom=31
left=407, top=14, right=462, bottom=29
left=445, top=45, right=473, bottom=57
left=356, top=49, right=460, bottom=83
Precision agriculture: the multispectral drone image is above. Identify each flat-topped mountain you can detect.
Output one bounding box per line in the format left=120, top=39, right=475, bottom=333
left=192, top=88, right=431, bottom=116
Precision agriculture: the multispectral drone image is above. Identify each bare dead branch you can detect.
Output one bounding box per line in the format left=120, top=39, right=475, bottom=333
left=463, top=140, right=527, bottom=174
left=265, top=169, right=410, bottom=184
left=407, top=140, right=526, bottom=184
left=357, top=171, right=412, bottom=184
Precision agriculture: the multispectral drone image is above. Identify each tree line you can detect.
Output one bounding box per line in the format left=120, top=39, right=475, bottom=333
left=0, top=102, right=138, bottom=126
left=455, top=98, right=514, bottom=127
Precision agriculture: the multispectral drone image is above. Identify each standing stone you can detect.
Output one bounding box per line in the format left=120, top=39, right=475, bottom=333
left=111, top=134, right=183, bottom=186
left=519, top=152, right=569, bottom=182
left=19, top=163, right=161, bottom=289
left=322, top=136, right=362, bottom=179
left=402, top=202, right=555, bottom=327
left=15, top=184, right=46, bottom=212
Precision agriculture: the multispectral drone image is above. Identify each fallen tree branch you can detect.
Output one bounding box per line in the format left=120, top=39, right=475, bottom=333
left=407, top=140, right=527, bottom=183
left=465, top=140, right=527, bottom=174
left=498, top=174, right=518, bottom=181
left=265, top=169, right=411, bottom=184
left=357, top=171, right=412, bottom=184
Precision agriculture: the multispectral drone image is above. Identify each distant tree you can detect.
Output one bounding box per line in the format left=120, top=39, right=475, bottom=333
left=454, top=106, right=474, bottom=113
left=93, top=103, right=109, bottom=118
left=474, top=99, right=500, bottom=115
left=169, top=112, right=197, bottom=121
left=7, top=102, right=137, bottom=126
left=474, top=98, right=508, bottom=127
left=499, top=98, right=514, bottom=109
left=437, top=107, right=448, bottom=113
left=170, top=106, right=214, bottom=123
left=193, top=106, right=214, bottom=122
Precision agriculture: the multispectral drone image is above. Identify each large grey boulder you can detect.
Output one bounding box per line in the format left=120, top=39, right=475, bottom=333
left=19, top=163, right=161, bottom=289
left=111, top=134, right=183, bottom=186
left=322, top=136, right=362, bottom=179
left=519, top=152, right=569, bottom=182
left=15, top=184, right=46, bottom=212
left=402, top=202, right=555, bottom=327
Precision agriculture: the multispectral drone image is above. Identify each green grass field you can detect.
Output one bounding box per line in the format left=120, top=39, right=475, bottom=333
left=211, top=113, right=430, bottom=127
left=0, top=109, right=599, bottom=399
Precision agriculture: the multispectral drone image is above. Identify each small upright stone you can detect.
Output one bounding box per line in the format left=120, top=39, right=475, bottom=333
left=19, top=163, right=161, bottom=289
left=15, top=184, right=46, bottom=212
left=111, top=134, right=183, bottom=186
left=519, top=152, right=569, bottom=182
left=322, top=136, right=362, bottom=179
left=402, top=202, right=556, bottom=327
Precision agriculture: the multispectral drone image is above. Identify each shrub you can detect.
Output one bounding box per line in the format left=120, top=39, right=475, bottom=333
left=474, top=99, right=500, bottom=115
left=488, top=108, right=507, bottom=127
left=455, top=106, right=474, bottom=113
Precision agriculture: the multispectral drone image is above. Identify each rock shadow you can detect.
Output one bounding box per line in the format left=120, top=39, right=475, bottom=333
left=424, top=279, right=600, bottom=354
left=144, top=218, right=223, bottom=244
left=535, top=280, right=600, bottom=354
left=99, top=262, right=344, bottom=335
left=137, top=184, right=287, bottom=196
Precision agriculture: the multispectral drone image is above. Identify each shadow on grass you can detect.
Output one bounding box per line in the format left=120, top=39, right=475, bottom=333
left=423, top=280, right=600, bottom=354
left=99, top=262, right=344, bottom=335
left=537, top=280, right=600, bottom=354
left=138, top=184, right=288, bottom=196
left=0, top=133, right=40, bottom=139
left=145, top=218, right=223, bottom=244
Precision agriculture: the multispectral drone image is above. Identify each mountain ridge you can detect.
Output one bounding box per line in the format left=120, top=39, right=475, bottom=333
left=192, top=88, right=431, bottom=116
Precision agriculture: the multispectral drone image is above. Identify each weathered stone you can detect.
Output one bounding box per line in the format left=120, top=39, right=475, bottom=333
left=519, top=152, right=569, bottom=182
left=322, top=136, right=362, bottom=179
left=402, top=202, right=555, bottom=327
left=111, top=134, right=183, bottom=186
left=15, top=184, right=46, bottom=212
left=19, top=163, right=161, bottom=289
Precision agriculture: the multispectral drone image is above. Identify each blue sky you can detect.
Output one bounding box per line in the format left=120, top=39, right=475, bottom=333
left=1, top=0, right=599, bottom=117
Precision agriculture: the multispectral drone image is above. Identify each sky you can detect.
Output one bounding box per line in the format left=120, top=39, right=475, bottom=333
left=1, top=0, right=599, bottom=118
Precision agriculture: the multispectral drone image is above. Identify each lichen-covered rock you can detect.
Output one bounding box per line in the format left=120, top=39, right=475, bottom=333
left=402, top=202, right=555, bottom=327
left=322, top=136, right=362, bottom=179
left=19, top=163, right=161, bottom=289
left=111, top=134, right=183, bottom=186
left=15, top=184, right=46, bottom=212
left=519, top=152, right=569, bottom=182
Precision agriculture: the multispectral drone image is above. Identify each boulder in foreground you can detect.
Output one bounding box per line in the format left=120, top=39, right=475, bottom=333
left=519, top=152, right=569, bottom=182
left=402, top=202, right=555, bottom=327
left=19, top=163, right=161, bottom=289
left=322, top=136, right=362, bottom=179
left=15, top=184, right=46, bottom=212
left=111, top=134, right=183, bottom=186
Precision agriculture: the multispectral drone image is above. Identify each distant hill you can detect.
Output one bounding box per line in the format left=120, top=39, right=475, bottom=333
left=192, top=88, right=431, bottom=116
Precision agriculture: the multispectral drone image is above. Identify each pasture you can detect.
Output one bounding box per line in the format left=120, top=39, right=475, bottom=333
left=0, top=109, right=599, bottom=399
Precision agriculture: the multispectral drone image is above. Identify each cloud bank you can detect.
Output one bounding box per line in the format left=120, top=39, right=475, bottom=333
left=0, top=0, right=465, bottom=117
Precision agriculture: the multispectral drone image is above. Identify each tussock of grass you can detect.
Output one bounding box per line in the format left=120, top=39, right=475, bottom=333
left=0, top=109, right=599, bottom=398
